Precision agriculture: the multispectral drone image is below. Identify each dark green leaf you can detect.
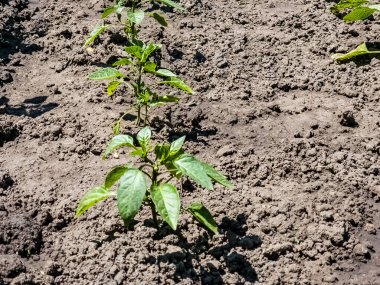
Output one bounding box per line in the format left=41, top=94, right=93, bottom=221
left=105, top=165, right=129, bottom=189
left=113, top=58, right=132, bottom=66
left=89, top=68, right=124, bottom=80
left=137, top=127, right=151, bottom=149
left=141, top=43, right=161, bottom=63
left=200, top=162, right=233, bottom=189
left=169, top=136, right=185, bottom=156
left=155, top=0, right=185, bottom=10
left=343, top=6, right=376, bottom=21
left=76, top=186, right=111, bottom=217
left=84, top=24, right=108, bottom=46
left=155, top=69, right=176, bottom=77
left=101, top=6, right=116, bottom=18
left=107, top=81, right=121, bottom=96
left=117, top=169, right=147, bottom=226
left=187, top=202, right=218, bottom=234
left=125, top=45, right=143, bottom=60
left=147, top=12, right=168, bottom=27
left=103, top=135, right=135, bottom=159
left=160, top=77, right=194, bottom=94
left=127, top=10, right=145, bottom=25
left=151, top=184, right=180, bottom=230
left=155, top=144, right=171, bottom=161
left=173, top=154, right=213, bottom=189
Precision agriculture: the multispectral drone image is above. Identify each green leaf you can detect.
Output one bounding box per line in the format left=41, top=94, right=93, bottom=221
left=84, top=24, right=108, bottom=46
left=147, top=12, right=168, bottom=27
left=117, top=169, right=147, bottom=226
left=136, top=127, right=151, bottom=149
left=173, top=154, right=213, bottom=189
left=141, top=43, right=161, bottom=63
left=127, top=10, right=145, bottom=25
left=101, top=6, right=116, bottom=18
left=130, top=148, right=145, bottom=157
left=144, top=61, right=157, bottom=73
left=76, top=186, right=111, bottom=217
left=103, top=135, right=135, bottom=159
left=343, top=6, right=376, bottom=21
left=105, top=165, right=129, bottom=189
left=113, top=58, right=132, bottom=66
left=368, top=4, right=380, bottom=11
left=160, top=77, right=194, bottom=94
left=331, top=0, right=368, bottom=13
left=155, top=144, right=171, bottom=161
left=187, top=202, right=218, bottom=234
left=89, top=68, right=124, bottom=80
left=200, top=162, right=233, bottom=189
left=169, top=136, right=185, bottom=156
left=155, top=69, right=176, bottom=77
left=107, top=81, right=121, bottom=96
left=332, top=42, right=380, bottom=62
left=151, top=184, right=180, bottom=230
left=149, top=95, right=180, bottom=106
left=155, top=0, right=185, bottom=10
left=125, top=45, right=143, bottom=60
left=113, top=121, right=121, bottom=135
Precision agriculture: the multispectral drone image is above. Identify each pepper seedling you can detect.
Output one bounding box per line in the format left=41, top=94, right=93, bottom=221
left=332, top=42, right=380, bottom=62
left=330, top=0, right=380, bottom=22
left=76, top=127, right=233, bottom=234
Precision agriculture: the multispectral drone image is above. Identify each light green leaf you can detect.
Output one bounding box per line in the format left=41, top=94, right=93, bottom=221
left=169, top=136, right=185, bottom=156
left=113, top=58, right=132, bottom=66
left=368, top=4, right=380, bottom=10
left=125, top=45, right=143, bottom=60
left=330, top=0, right=368, bottom=13
left=151, top=184, right=180, bottom=230
left=173, top=154, right=213, bottom=189
left=155, top=0, right=185, bottom=10
left=117, top=169, right=147, bottom=226
left=136, top=127, right=151, bottom=149
left=149, top=95, right=180, bottom=106
left=107, top=81, right=121, bottom=96
left=141, top=43, right=161, bottom=63
left=127, top=10, right=145, bottom=25
left=101, top=6, right=116, bottom=18
left=187, top=202, right=218, bottom=234
left=160, top=77, right=194, bottom=94
left=332, top=42, right=380, bottom=62
left=89, top=68, right=124, bottom=80
left=144, top=61, right=157, bottom=73
left=343, top=6, right=376, bottom=21
left=103, top=135, right=135, bottom=159
left=147, top=12, right=168, bottom=27
left=105, top=165, right=129, bottom=189
left=200, top=162, right=233, bottom=189
left=76, top=186, right=111, bottom=217
left=130, top=148, right=145, bottom=157
left=113, top=121, right=121, bottom=135
left=155, top=144, right=171, bottom=161
left=84, top=24, right=108, bottom=46
left=155, top=69, right=176, bottom=77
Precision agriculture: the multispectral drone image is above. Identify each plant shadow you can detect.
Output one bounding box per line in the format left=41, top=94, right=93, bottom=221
left=146, top=214, right=261, bottom=284
left=3, top=95, right=59, bottom=118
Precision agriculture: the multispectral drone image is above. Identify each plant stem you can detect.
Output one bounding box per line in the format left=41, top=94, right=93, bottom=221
left=150, top=200, right=159, bottom=228
left=149, top=164, right=160, bottom=229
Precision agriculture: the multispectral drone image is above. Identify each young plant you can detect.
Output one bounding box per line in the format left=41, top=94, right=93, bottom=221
left=332, top=42, right=380, bottom=62
left=75, top=127, right=233, bottom=234
left=85, top=0, right=184, bottom=46
left=331, top=0, right=380, bottom=22
left=89, top=41, right=193, bottom=129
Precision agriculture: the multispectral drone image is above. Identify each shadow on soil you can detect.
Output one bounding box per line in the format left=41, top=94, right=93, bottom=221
left=2, top=95, right=59, bottom=118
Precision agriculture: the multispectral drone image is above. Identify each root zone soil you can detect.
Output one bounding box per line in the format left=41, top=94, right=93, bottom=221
left=1, top=0, right=380, bottom=284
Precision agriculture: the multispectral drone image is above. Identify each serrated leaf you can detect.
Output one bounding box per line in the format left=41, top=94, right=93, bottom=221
left=105, top=165, right=129, bottom=189
left=89, top=68, right=124, bottom=80
left=343, top=6, right=376, bottom=21
left=331, top=0, right=368, bottom=13
left=113, top=58, right=132, bottom=66
left=200, top=162, right=233, bottom=189
left=127, top=10, right=145, bottom=25
left=76, top=186, right=111, bottom=217
left=141, top=43, right=161, bottom=63
left=173, top=154, right=213, bottom=189
left=107, top=81, right=121, bottom=96
left=149, top=95, right=180, bottom=106
left=169, top=136, right=185, bottom=156
left=155, top=69, right=177, bottom=77
left=125, top=45, right=143, bottom=60
left=103, top=135, right=135, bottom=159
left=117, top=169, right=147, bottom=226
left=160, top=77, right=194, bottom=94
left=151, top=184, right=180, bottom=230
left=155, top=0, right=185, bottom=10
left=85, top=24, right=108, bottom=46
left=148, top=12, right=168, bottom=27
left=332, top=42, right=380, bottom=62
left=137, top=127, right=151, bottom=149
left=101, top=6, right=116, bottom=18
left=144, top=61, right=157, bottom=73
left=187, top=202, right=218, bottom=234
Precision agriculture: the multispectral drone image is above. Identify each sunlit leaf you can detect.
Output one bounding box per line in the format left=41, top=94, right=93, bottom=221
left=89, top=68, right=124, bottom=80
left=343, top=6, right=376, bottom=21
left=200, top=161, right=233, bottom=189
left=76, top=186, right=111, bottom=217
left=149, top=95, right=180, bottom=106
left=127, top=10, right=145, bottom=25
left=101, top=6, right=116, bottom=19
left=136, top=127, right=151, bottom=150
left=125, top=45, right=143, bottom=60
left=113, top=58, right=132, bottom=66
left=107, top=81, right=121, bottom=96
left=103, top=135, right=135, bottom=159
left=332, top=42, right=380, bottom=62
left=169, top=136, right=185, bottom=156
left=84, top=24, right=108, bottom=46
left=160, top=77, right=194, bottom=94
left=105, top=165, right=129, bottom=189
left=155, top=69, right=176, bottom=77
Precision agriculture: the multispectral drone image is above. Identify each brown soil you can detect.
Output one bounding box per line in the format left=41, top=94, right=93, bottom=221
left=1, top=0, right=380, bottom=284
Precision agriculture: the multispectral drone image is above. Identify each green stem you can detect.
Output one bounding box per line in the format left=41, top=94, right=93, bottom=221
left=150, top=165, right=160, bottom=229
